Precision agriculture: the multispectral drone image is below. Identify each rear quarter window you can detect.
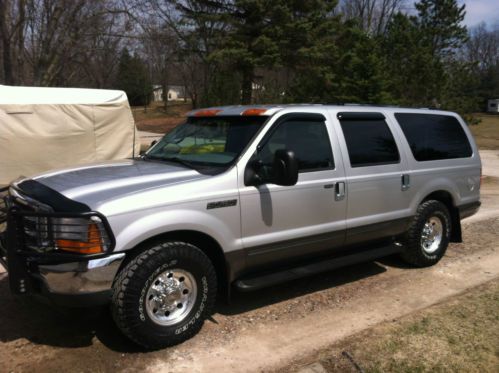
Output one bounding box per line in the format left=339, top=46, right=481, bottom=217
left=394, top=113, right=472, bottom=161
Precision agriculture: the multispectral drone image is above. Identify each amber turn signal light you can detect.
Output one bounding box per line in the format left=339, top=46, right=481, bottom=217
left=57, top=223, right=103, bottom=254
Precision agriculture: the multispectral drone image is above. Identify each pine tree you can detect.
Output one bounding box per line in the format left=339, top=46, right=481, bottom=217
left=116, top=49, right=153, bottom=107
left=415, top=0, right=467, bottom=57
left=382, top=13, right=439, bottom=106
left=174, top=0, right=343, bottom=104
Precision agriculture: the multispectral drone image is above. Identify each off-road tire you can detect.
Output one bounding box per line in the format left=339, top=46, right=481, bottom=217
left=400, top=200, right=451, bottom=267
left=111, top=241, right=217, bottom=349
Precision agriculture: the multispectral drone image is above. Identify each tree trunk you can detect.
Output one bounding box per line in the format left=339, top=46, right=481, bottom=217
left=191, top=92, right=197, bottom=109
left=1, top=37, right=14, bottom=84
left=241, top=68, right=253, bottom=105
left=162, top=82, right=168, bottom=112
left=0, top=0, right=15, bottom=84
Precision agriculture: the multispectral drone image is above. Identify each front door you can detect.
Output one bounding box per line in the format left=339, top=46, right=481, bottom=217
left=238, top=112, right=347, bottom=270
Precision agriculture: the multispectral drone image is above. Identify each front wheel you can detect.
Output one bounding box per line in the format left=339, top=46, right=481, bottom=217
left=400, top=200, right=451, bottom=267
left=111, top=241, right=217, bottom=349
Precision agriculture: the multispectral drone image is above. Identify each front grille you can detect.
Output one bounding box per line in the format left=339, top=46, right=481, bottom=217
left=0, top=186, right=7, bottom=234
left=0, top=191, right=6, bottom=263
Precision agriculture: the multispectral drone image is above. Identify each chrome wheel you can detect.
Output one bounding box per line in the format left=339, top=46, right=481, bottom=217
left=145, top=269, right=197, bottom=326
left=420, top=216, right=443, bottom=254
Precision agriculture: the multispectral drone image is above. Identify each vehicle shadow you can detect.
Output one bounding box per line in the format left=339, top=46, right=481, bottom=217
left=0, top=274, right=143, bottom=353
left=217, top=260, right=387, bottom=315
left=0, top=260, right=387, bottom=353
left=377, top=254, right=415, bottom=269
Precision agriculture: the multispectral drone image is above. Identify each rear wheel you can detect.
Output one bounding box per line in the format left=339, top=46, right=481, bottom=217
left=111, top=241, right=217, bottom=349
left=400, top=200, right=451, bottom=267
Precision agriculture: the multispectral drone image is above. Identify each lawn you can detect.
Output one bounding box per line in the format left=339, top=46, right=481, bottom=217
left=132, top=101, right=191, bottom=134
left=282, top=280, right=499, bottom=373
left=469, top=114, right=499, bottom=150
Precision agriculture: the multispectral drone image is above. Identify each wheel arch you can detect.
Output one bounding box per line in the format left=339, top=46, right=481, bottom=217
left=421, top=190, right=462, bottom=242
left=116, top=230, right=231, bottom=299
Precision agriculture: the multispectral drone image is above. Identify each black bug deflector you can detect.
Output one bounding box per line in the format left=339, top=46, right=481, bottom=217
left=15, top=179, right=91, bottom=213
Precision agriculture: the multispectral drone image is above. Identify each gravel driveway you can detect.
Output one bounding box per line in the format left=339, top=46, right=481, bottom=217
left=1, top=151, right=498, bottom=373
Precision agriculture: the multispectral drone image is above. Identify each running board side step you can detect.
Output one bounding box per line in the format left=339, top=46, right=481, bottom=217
left=235, top=244, right=402, bottom=292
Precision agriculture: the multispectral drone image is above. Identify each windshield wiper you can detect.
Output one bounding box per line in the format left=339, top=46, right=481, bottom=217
left=143, top=154, right=197, bottom=170
left=163, top=156, right=198, bottom=169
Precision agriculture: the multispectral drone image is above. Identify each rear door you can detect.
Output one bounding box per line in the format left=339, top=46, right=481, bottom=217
left=334, top=111, right=412, bottom=245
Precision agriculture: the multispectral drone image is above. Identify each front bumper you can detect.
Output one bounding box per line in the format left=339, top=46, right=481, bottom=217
left=458, top=201, right=481, bottom=219
left=36, top=253, right=125, bottom=306
left=1, top=232, right=125, bottom=306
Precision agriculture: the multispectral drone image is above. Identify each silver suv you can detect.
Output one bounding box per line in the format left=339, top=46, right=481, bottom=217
left=0, top=105, right=481, bottom=349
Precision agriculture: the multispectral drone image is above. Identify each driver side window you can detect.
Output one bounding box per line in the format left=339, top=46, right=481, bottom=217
left=257, top=119, right=334, bottom=176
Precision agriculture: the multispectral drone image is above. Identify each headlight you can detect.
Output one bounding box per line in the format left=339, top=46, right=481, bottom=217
left=52, top=216, right=109, bottom=254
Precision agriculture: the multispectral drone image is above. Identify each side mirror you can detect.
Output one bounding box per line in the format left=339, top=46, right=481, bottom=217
left=244, top=159, right=263, bottom=186
left=244, top=149, right=298, bottom=187
left=150, top=140, right=158, bottom=148
left=273, top=149, right=298, bottom=186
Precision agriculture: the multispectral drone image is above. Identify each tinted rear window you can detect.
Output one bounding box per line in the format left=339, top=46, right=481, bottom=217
left=395, top=113, right=472, bottom=161
left=338, top=114, right=400, bottom=168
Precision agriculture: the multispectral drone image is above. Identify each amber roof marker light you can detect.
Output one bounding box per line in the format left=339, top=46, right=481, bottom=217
left=194, top=109, right=222, bottom=117
left=242, top=108, right=268, bottom=116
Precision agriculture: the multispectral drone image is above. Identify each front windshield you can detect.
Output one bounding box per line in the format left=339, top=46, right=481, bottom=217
left=145, top=116, right=268, bottom=168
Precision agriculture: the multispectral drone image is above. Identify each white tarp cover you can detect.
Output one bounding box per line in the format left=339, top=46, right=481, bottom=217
left=0, top=85, right=141, bottom=184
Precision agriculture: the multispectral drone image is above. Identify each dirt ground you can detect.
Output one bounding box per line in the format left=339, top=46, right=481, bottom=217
left=1, top=151, right=498, bottom=373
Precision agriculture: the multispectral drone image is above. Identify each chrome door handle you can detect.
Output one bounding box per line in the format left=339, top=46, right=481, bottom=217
left=401, top=174, right=410, bottom=191
left=335, top=182, right=345, bottom=201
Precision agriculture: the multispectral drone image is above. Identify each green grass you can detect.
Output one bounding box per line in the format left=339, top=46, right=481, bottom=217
left=283, top=280, right=499, bottom=373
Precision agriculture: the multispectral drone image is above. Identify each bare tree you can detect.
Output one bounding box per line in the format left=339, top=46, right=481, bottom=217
left=0, top=0, right=26, bottom=84
left=140, top=25, right=179, bottom=110
left=0, top=0, right=134, bottom=86
left=340, top=0, right=405, bottom=35
left=464, top=22, right=499, bottom=70
left=136, top=0, right=231, bottom=107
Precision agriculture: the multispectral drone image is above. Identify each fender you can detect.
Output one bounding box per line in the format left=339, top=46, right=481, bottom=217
left=109, top=207, right=243, bottom=255
left=409, top=176, right=461, bottom=214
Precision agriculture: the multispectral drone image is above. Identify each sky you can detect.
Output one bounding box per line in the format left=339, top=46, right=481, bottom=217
left=458, top=0, right=499, bottom=28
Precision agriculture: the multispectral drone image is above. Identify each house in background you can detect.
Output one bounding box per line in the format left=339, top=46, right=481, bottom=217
left=487, top=99, right=499, bottom=113
left=152, top=85, right=187, bottom=102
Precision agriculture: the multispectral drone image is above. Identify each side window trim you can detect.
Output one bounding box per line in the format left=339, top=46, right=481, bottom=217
left=257, top=113, right=327, bottom=149
left=256, top=112, right=335, bottom=173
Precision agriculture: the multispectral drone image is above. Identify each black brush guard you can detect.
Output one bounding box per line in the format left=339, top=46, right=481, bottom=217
left=0, top=185, right=115, bottom=295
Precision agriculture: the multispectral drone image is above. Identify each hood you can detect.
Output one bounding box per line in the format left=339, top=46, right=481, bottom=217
left=29, top=159, right=208, bottom=209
